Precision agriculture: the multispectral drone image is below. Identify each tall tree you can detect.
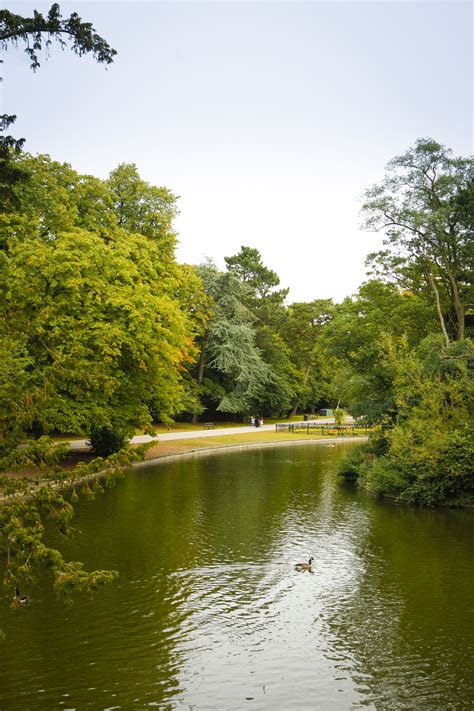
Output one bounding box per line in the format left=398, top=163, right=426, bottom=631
left=222, top=246, right=294, bottom=416
left=224, top=245, right=289, bottom=325
left=321, top=280, right=438, bottom=423
left=1, top=156, right=197, bottom=446
left=192, top=262, right=272, bottom=418
left=107, top=164, right=178, bottom=259
left=362, top=139, right=473, bottom=343
left=282, top=300, right=334, bottom=416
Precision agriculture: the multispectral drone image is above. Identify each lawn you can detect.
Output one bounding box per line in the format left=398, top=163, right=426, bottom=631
left=143, top=429, right=365, bottom=461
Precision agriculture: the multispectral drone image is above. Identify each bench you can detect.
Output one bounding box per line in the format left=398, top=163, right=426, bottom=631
left=203, top=422, right=216, bottom=430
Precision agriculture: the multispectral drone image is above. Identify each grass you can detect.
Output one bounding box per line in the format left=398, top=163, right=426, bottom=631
left=143, top=429, right=365, bottom=461
left=4, top=428, right=367, bottom=482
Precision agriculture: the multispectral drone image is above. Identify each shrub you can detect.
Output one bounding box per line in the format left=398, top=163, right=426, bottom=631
left=337, top=445, right=365, bottom=481
left=88, top=426, right=127, bottom=457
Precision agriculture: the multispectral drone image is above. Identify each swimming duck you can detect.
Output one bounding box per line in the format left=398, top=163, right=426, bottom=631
left=13, top=587, right=29, bottom=605
left=295, top=557, right=314, bottom=571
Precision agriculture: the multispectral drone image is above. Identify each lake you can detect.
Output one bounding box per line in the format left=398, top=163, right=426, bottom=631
left=1, top=443, right=473, bottom=709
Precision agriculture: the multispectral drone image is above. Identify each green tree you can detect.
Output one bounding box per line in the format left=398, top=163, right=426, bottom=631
left=282, top=300, right=334, bottom=416
left=2, top=226, right=193, bottom=444
left=222, top=246, right=295, bottom=416
left=107, top=164, right=178, bottom=259
left=225, top=245, right=289, bottom=325
left=0, top=4, right=116, bottom=70
left=0, top=152, right=201, bottom=631
left=340, top=336, right=474, bottom=505
left=321, top=280, right=437, bottom=423
left=1, top=155, right=198, bottom=446
left=1, top=437, right=151, bottom=640
left=362, top=138, right=473, bottom=343
left=192, top=262, right=272, bottom=418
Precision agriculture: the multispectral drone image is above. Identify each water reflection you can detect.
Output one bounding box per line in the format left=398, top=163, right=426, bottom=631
left=0, top=444, right=473, bottom=709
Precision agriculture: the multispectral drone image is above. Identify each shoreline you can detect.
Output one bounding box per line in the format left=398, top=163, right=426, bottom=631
left=0, top=436, right=367, bottom=503
left=135, top=435, right=366, bottom=468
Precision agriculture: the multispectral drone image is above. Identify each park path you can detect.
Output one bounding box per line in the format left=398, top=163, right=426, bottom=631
left=68, top=419, right=338, bottom=450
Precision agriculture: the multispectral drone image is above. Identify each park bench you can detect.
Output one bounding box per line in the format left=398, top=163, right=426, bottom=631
left=203, top=422, right=216, bottom=430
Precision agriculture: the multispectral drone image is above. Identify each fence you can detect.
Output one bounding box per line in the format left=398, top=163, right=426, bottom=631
left=274, top=422, right=370, bottom=437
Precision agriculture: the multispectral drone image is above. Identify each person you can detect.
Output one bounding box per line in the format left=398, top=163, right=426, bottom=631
left=254, top=417, right=260, bottom=428
left=250, top=416, right=255, bottom=426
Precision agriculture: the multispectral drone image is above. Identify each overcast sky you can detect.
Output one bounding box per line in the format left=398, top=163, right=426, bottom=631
left=3, top=1, right=472, bottom=302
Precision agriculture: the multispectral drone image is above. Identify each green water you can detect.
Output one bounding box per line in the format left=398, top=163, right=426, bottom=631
left=1, top=443, right=473, bottom=710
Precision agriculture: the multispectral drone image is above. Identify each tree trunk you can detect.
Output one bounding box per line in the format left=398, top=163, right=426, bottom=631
left=428, top=266, right=450, bottom=347
left=191, top=341, right=207, bottom=424
left=288, top=363, right=311, bottom=418
left=445, top=264, right=465, bottom=340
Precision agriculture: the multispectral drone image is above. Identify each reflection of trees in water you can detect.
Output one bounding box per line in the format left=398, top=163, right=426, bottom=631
left=319, top=503, right=474, bottom=707
left=167, top=444, right=372, bottom=706
left=2, top=445, right=472, bottom=708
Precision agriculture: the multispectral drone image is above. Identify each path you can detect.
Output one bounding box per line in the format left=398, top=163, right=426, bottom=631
left=68, top=419, right=340, bottom=450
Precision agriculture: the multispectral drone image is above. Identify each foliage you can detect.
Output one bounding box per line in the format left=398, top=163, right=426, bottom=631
left=193, top=262, right=272, bottom=416
left=0, top=3, right=116, bottom=70
left=88, top=427, right=127, bottom=457
left=339, top=337, right=473, bottom=506
left=1, top=156, right=199, bottom=448
left=224, top=245, right=288, bottom=303
left=321, top=280, right=437, bottom=423
left=281, top=300, right=335, bottom=415
left=223, top=247, right=298, bottom=416
left=362, top=138, right=473, bottom=342
left=107, top=163, right=179, bottom=258
left=334, top=408, right=345, bottom=425
left=191, top=248, right=309, bottom=419
left=1, top=438, right=151, bottom=637
left=0, top=3, right=116, bottom=211
left=337, top=445, right=367, bottom=481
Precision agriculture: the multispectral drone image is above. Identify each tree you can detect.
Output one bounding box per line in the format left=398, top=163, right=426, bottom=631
left=282, top=300, right=334, bottom=416
left=0, top=3, right=116, bottom=210
left=222, top=246, right=294, bottom=416
left=1, top=155, right=198, bottom=446
left=192, top=262, right=272, bottom=418
left=362, top=139, right=473, bottom=343
left=224, top=245, right=289, bottom=325
left=321, top=280, right=438, bottom=423
left=0, top=153, right=201, bottom=631
left=0, top=436, right=152, bottom=640
left=0, top=5, right=130, bottom=630
left=107, top=164, right=179, bottom=259
left=339, top=336, right=474, bottom=505
left=2, top=227, right=193, bottom=442
left=0, top=4, right=116, bottom=70
left=225, top=245, right=286, bottom=299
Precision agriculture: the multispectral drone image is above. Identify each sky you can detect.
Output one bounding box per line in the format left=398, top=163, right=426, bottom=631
left=3, top=1, right=473, bottom=303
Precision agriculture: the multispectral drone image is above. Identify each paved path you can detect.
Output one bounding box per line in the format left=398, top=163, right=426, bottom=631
left=69, top=419, right=340, bottom=450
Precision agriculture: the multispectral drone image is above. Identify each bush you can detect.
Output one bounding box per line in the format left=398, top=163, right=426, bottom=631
left=337, top=445, right=365, bottom=481
left=88, top=426, right=127, bottom=456
left=399, top=425, right=474, bottom=506
left=334, top=408, right=345, bottom=425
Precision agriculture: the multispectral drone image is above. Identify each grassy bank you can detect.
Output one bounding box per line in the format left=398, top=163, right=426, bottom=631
left=142, top=430, right=365, bottom=461
left=5, top=430, right=366, bottom=482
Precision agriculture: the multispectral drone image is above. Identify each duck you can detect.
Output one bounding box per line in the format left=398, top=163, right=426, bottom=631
left=13, top=587, right=30, bottom=605
left=295, top=557, right=314, bottom=571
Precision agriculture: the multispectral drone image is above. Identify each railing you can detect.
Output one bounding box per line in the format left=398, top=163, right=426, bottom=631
left=275, top=422, right=370, bottom=436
